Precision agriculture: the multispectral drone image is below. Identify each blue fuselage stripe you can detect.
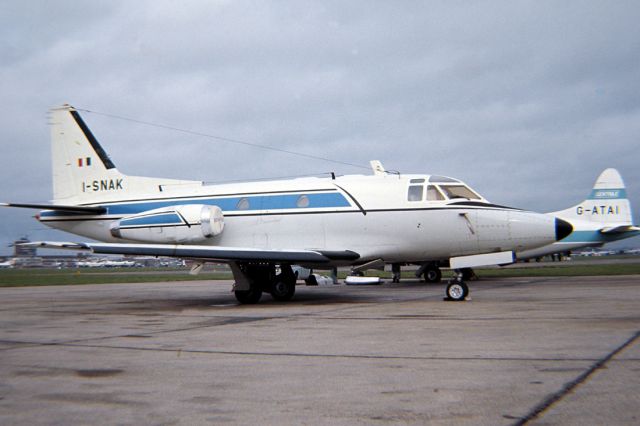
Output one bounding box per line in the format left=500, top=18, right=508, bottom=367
left=40, top=192, right=351, bottom=218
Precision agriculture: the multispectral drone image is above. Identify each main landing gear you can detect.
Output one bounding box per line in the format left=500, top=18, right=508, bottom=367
left=415, top=262, right=442, bottom=283
left=233, top=263, right=297, bottom=304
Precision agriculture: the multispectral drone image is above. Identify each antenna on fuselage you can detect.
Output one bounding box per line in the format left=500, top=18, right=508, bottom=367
left=370, top=160, right=386, bottom=176
left=369, top=160, right=400, bottom=177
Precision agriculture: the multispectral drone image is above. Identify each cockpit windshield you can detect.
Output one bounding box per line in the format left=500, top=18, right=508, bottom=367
left=438, top=185, right=481, bottom=200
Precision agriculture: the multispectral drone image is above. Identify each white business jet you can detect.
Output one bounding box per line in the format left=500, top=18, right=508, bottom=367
left=3, top=105, right=573, bottom=303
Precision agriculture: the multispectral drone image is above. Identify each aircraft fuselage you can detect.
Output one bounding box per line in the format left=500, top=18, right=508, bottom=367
left=38, top=173, right=561, bottom=265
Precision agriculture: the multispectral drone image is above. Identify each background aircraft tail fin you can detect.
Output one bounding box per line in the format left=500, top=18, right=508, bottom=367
left=551, top=168, right=633, bottom=227
left=49, top=105, right=201, bottom=204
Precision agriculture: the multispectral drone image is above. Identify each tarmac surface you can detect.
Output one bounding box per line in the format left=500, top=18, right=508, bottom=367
left=0, top=276, right=639, bottom=425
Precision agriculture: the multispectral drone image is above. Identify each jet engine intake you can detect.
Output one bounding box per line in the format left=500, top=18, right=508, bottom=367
left=110, top=204, right=224, bottom=244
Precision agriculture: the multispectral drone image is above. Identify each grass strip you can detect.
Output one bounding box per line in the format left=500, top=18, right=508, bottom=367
left=0, top=269, right=232, bottom=287
left=1, top=262, right=639, bottom=287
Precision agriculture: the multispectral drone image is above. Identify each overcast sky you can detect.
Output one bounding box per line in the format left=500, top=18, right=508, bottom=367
left=1, top=1, right=639, bottom=254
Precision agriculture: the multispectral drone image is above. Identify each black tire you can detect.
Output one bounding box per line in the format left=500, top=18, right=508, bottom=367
left=446, top=281, right=469, bottom=301
left=270, top=279, right=296, bottom=301
left=424, top=266, right=442, bottom=283
left=235, top=287, right=262, bottom=304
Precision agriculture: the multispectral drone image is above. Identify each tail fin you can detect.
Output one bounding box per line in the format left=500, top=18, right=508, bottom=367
left=50, top=105, right=124, bottom=202
left=551, top=168, right=633, bottom=227
left=49, top=105, right=200, bottom=204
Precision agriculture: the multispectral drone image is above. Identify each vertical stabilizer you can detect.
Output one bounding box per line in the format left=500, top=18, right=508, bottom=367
left=50, top=105, right=124, bottom=202
left=49, top=105, right=201, bottom=204
left=551, top=168, right=633, bottom=227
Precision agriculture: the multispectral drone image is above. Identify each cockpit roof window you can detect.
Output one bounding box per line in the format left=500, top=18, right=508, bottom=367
left=438, top=185, right=481, bottom=200
left=410, top=178, right=425, bottom=183
left=428, top=175, right=459, bottom=183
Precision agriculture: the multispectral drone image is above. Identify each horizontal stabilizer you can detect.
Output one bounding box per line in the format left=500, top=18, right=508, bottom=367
left=21, top=241, right=359, bottom=264
left=2, top=203, right=106, bottom=214
left=600, top=225, right=640, bottom=234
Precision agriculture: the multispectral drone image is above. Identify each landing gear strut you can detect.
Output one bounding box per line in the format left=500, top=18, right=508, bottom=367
left=459, top=267, right=477, bottom=281
left=391, top=263, right=401, bottom=283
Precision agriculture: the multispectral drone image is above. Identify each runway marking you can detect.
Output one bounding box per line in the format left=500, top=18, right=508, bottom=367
left=512, top=329, right=640, bottom=425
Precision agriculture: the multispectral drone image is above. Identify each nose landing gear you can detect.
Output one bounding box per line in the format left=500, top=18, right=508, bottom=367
left=445, top=271, right=469, bottom=301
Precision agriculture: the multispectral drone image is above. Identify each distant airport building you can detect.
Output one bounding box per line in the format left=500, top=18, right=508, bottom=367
left=12, top=237, right=36, bottom=257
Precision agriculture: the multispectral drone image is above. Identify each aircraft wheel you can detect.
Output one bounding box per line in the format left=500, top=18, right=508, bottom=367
left=445, top=281, right=468, bottom=301
left=270, top=279, right=296, bottom=301
left=235, top=287, right=262, bottom=304
left=424, top=266, right=442, bottom=283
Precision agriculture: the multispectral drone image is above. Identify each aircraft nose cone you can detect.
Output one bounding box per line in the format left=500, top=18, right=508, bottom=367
left=555, top=218, right=573, bottom=241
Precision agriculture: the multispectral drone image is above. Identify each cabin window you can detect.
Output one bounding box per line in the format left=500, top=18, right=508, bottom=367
left=426, top=185, right=445, bottom=201
left=407, top=185, right=423, bottom=201
left=438, top=185, right=481, bottom=200
left=236, top=198, right=250, bottom=210
left=296, top=195, right=310, bottom=208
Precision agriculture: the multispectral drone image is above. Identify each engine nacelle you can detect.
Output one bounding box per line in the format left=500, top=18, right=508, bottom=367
left=110, top=204, right=224, bottom=244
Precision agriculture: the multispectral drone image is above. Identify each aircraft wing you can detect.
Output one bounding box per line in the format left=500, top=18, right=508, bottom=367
left=23, top=242, right=360, bottom=264
left=600, top=225, right=640, bottom=234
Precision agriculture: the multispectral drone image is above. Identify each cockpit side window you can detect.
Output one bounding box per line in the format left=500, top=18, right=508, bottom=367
left=438, top=185, right=481, bottom=200
left=426, top=185, right=445, bottom=201
left=407, top=185, right=423, bottom=202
